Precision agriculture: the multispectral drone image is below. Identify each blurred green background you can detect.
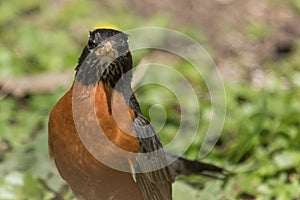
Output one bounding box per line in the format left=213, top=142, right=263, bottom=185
left=1, top=0, right=300, bottom=199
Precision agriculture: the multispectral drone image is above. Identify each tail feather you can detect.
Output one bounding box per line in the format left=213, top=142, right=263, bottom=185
left=166, top=154, right=228, bottom=181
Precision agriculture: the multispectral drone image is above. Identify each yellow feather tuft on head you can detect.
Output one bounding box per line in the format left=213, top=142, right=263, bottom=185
left=92, top=22, right=119, bottom=30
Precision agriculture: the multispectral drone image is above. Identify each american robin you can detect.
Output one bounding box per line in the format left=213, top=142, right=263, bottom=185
left=48, top=28, right=225, bottom=200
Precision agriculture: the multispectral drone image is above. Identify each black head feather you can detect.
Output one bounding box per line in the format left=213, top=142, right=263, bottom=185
left=75, top=29, right=132, bottom=87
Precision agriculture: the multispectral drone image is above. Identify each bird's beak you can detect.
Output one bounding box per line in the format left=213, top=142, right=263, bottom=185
left=96, top=41, right=117, bottom=58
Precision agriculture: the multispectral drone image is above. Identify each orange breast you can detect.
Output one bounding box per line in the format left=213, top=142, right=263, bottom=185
left=94, top=82, right=139, bottom=152
left=48, top=81, right=143, bottom=200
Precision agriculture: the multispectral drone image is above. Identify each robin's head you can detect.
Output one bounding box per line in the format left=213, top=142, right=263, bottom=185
left=75, top=29, right=133, bottom=86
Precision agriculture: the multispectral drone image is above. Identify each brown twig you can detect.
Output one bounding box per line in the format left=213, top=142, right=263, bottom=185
left=0, top=70, right=74, bottom=99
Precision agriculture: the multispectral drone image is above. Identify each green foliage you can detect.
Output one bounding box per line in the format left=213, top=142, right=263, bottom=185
left=0, top=172, right=44, bottom=200
left=290, top=0, right=300, bottom=14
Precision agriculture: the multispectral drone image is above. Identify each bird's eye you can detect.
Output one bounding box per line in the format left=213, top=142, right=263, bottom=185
left=87, top=31, right=98, bottom=50
left=87, top=38, right=97, bottom=50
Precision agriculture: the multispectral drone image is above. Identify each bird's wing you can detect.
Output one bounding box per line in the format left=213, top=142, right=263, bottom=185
left=132, top=113, right=173, bottom=200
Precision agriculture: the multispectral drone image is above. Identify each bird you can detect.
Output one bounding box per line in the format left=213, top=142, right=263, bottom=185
left=48, top=28, right=226, bottom=200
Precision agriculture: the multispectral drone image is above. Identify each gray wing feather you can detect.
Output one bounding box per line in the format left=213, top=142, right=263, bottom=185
left=133, top=114, right=173, bottom=200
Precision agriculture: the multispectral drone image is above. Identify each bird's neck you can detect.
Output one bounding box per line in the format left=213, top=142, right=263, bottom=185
left=75, top=50, right=134, bottom=101
left=75, top=52, right=133, bottom=88
left=74, top=68, right=133, bottom=105
left=75, top=62, right=123, bottom=87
